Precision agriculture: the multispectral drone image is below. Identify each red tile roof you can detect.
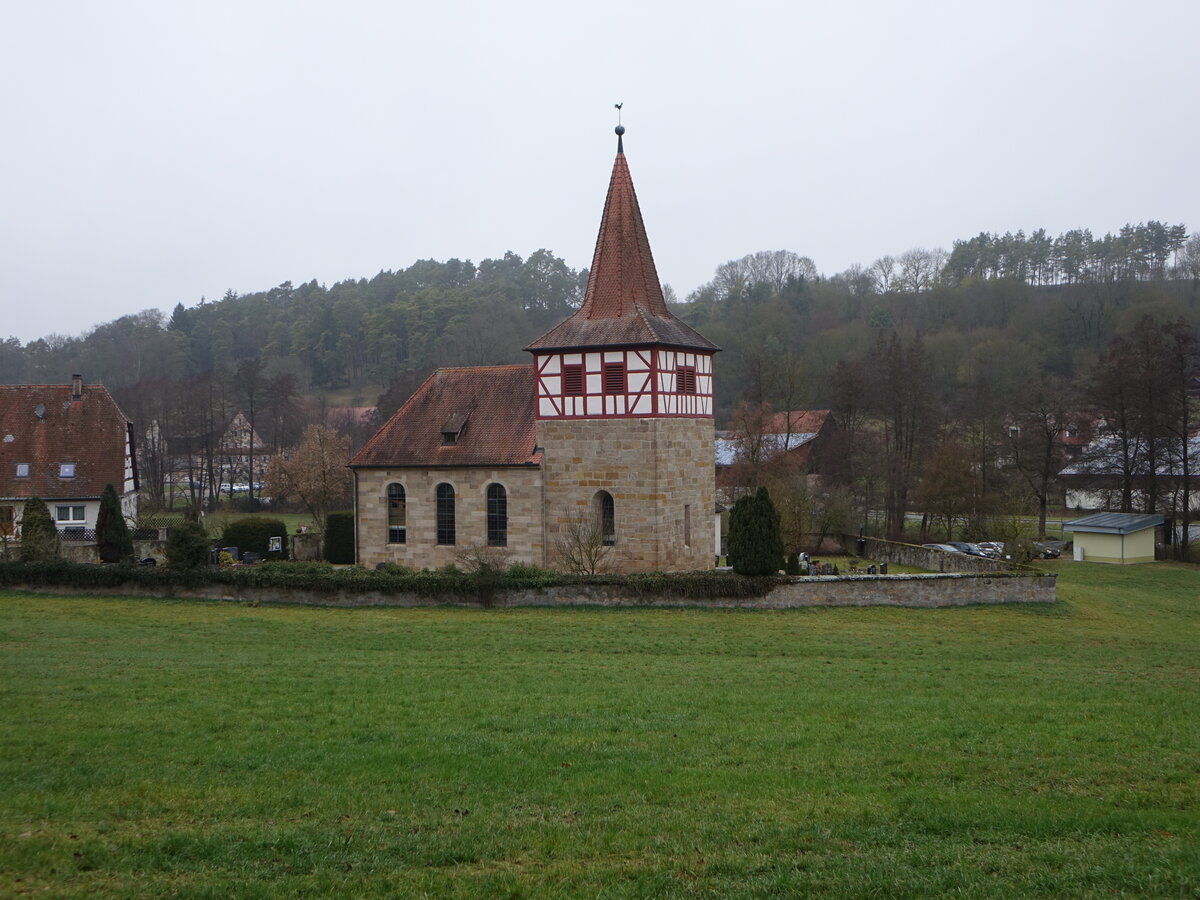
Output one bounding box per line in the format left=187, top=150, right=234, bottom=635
left=763, top=410, right=831, bottom=435
left=527, top=140, right=718, bottom=353
left=0, top=383, right=135, bottom=500
left=350, top=366, right=541, bottom=468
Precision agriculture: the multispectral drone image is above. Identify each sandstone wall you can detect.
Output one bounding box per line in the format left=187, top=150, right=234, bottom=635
left=538, top=417, right=715, bottom=573
left=354, top=466, right=544, bottom=569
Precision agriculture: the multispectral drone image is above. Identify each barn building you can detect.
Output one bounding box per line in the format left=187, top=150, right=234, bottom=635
left=350, top=128, right=719, bottom=572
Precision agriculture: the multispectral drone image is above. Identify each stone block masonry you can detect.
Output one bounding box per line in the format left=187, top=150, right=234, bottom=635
left=539, top=416, right=715, bottom=573
left=354, top=466, right=544, bottom=570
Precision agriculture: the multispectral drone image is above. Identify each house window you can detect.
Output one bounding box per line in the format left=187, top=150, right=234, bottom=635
left=387, top=483, right=406, bottom=544
left=486, top=483, right=507, bottom=547
left=562, top=364, right=584, bottom=396
left=15, top=463, right=29, bottom=478
left=59, top=463, right=76, bottom=478
left=0, top=506, right=13, bottom=538
left=603, top=362, right=625, bottom=395
left=594, top=490, right=615, bottom=545
left=675, top=365, right=697, bottom=394
left=55, top=506, right=86, bottom=523
left=436, top=483, right=455, bottom=545
left=1008, top=426, right=1021, bottom=439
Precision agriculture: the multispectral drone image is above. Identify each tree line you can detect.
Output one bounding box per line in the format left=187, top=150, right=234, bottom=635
left=2, top=225, right=1199, bottom=539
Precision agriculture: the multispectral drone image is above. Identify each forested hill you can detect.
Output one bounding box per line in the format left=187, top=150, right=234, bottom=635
left=0, top=223, right=1197, bottom=431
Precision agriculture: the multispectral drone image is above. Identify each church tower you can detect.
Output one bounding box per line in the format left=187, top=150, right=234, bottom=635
left=527, top=126, right=719, bottom=571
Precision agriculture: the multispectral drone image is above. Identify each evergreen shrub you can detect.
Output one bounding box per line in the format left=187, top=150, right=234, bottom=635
left=166, top=520, right=212, bottom=569
left=18, top=497, right=60, bottom=563
left=728, top=486, right=785, bottom=576
left=96, top=484, right=134, bottom=563
left=323, top=512, right=354, bottom=563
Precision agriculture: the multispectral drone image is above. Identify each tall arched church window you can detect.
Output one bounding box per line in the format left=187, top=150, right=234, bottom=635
left=436, top=483, right=456, bottom=545
left=593, top=490, right=615, bottom=545
left=486, top=483, right=508, bottom=547
left=387, top=483, right=406, bottom=544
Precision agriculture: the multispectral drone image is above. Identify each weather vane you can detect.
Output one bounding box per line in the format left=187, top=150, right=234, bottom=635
left=614, top=102, right=623, bottom=126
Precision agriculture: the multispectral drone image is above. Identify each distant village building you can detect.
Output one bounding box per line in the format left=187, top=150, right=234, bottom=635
left=715, top=409, right=835, bottom=505
left=0, top=376, right=139, bottom=539
left=350, top=128, right=719, bottom=572
left=1063, top=512, right=1164, bottom=564
left=1060, top=431, right=1200, bottom=512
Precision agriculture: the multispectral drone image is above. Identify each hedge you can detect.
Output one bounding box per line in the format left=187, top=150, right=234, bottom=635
left=324, top=512, right=354, bottom=564
left=219, top=516, right=289, bottom=561
left=0, top=560, right=784, bottom=601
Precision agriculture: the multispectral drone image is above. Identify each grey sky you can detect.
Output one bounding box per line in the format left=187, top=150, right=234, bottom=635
left=2, top=0, right=1197, bottom=344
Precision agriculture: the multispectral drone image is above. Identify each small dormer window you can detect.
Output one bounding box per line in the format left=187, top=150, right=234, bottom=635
left=440, top=412, right=468, bottom=446
left=15, top=463, right=29, bottom=478
left=59, top=463, right=76, bottom=478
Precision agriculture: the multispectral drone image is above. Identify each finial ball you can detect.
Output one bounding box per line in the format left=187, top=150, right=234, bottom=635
left=615, top=124, right=626, bottom=136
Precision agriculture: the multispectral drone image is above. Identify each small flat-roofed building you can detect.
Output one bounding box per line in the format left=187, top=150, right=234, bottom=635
left=1063, top=512, right=1164, bottom=564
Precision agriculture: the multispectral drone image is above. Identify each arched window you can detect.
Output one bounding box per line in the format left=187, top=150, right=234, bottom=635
left=593, top=490, right=615, bottom=545
left=486, top=483, right=507, bottom=547
left=436, top=483, right=456, bottom=545
left=387, top=483, right=406, bottom=544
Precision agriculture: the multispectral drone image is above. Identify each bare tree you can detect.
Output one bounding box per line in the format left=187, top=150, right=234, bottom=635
left=553, top=509, right=613, bottom=575
left=263, top=425, right=353, bottom=530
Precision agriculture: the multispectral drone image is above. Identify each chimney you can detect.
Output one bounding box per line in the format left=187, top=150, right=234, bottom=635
left=71, top=374, right=82, bottom=401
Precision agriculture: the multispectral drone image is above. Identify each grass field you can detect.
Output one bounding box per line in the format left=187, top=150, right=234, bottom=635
left=1, top=563, right=1196, bottom=897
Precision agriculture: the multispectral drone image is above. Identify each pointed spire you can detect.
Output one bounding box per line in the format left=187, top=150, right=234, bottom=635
left=525, top=128, right=718, bottom=353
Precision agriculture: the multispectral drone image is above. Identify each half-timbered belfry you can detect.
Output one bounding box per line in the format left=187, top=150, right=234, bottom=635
left=350, top=127, right=718, bottom=572
left=526, top=125, right=718, bottom=570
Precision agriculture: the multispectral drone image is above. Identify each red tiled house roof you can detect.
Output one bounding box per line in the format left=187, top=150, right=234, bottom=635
left=526, top=135, right=718, bottom=354
left=350, top=366, right=540, bottom=468
left=762, top=410, right=831, bottom=435
left=0, top=382, right=137, bottom=500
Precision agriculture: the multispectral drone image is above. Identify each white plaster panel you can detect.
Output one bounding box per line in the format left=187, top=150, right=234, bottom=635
left=541, top=355, right=561, bottom=374
left=604, top=350, right=624, bottom=363
left=587, top=374, right=601, bottom=394
left=543, top=375, right=560, bottom=395
left=632, top=395, right=651, bottom=414
left=539, top=398, right=557, bottom=416
left=631, top=372, right=649, bottom=392
left=564, top=353, right=582, bottom=365
left=587, top=396, right=601, bottom=415
left=629, top=351, right=649, bottom=371
left=586, top=352, right=601, bottom=370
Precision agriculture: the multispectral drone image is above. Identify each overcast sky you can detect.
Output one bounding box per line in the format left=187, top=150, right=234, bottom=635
left=2, top=0, right=1197, bottom=344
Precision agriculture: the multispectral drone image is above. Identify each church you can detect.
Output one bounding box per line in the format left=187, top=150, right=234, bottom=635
left=349, top=127, right=719, bottom=573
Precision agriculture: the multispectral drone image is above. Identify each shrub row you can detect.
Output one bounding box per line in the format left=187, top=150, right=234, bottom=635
left=0, top=560, right=784, bottom=601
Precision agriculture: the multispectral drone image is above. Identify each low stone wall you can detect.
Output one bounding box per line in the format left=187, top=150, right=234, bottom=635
left=11, top=571, right=1054, bottom=608
left=58, top=540, right=166, bottom=565
left=845, top=535, right=1017, bottom=574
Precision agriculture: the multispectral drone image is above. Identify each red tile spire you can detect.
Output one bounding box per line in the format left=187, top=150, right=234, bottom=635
left=577, top=127, right=671, bottom=320
left=526, top=129, right=717, bottom=352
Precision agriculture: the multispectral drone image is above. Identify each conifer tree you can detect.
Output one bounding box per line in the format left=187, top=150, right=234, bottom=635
left=728, top=486, right=785, bottom=576
left=96, top=483, right=134, bottom=563
left=18, top=497, right=60, bottom=562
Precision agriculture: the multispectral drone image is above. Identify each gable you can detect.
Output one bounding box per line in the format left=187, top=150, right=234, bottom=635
left=0, top=384, right=134, bottom=499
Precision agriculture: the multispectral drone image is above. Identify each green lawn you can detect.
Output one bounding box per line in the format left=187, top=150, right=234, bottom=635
left=0, top=562, right=1196, bottom=897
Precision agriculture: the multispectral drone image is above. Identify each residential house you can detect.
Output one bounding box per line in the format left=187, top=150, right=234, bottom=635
left=0, top=376, right=139, bottom=540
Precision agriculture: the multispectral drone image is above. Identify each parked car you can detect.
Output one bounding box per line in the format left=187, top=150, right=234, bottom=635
left=922, top=543, right=962, bottom=553
left=945, top=541, right=991, bottom=557
left=1032, top=541, right=1062, bottom=559
left=977, top=541, right=1007, bottom=559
